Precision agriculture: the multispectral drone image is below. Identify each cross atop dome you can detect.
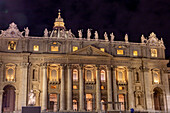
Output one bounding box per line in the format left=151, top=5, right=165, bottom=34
left=53, top=9, right=65, bottom=29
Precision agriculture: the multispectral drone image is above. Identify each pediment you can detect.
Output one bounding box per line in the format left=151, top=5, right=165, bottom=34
left=69, top=45, right=113, bottom=57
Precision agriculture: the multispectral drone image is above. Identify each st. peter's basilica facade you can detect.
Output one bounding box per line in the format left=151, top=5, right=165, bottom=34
left=0, top=11, right=170, bottom=113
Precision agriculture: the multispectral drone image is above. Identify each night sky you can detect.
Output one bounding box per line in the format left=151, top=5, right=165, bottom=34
left=0, top=0, right=170, bottom=60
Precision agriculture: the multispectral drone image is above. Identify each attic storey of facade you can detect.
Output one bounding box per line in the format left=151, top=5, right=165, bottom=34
left=0, top=10, right=169, bottom=113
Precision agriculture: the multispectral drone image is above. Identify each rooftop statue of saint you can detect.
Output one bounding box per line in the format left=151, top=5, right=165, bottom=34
left=24, top=27, right=29, bottom=37
left=60, top=29, right=65, bottom=37
left=87, top=29, right=91, bottom=40
left=110, top=32, right=115, bottom=42
left=67, top=29, right=72, bottom=39
left=125, top=34, right=128, bottom=43
left=141, top=34, right=146, bottom=43
left=78, top=30, right=82, bottom=38
left=104, top=32, right=108, bottom=41
left=28, top=90, right=36, bottom=106
left=94, top=31, right=98, bottom=41
left=44, top=28, right=48, bottom=37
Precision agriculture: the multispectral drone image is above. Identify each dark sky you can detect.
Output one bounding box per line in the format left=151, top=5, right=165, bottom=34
left=0, top=0, right=170, bottom=59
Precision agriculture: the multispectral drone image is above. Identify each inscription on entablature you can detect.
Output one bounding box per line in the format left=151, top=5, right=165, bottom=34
left=45, top=58, right=67, bottom=62
left=30, top=58, right=43, bottom=61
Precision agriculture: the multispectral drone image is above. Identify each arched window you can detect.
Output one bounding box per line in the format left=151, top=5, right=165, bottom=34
left=86, top=70, right=92, bottom=81
left=73, top=69, right=78, bottom=82
left=101, top=70, right=106, bottom=82
left=116, top=67, right=126, bottom=83
left=5, top=64, right=16, bottom=82
left=51, top=69, right=57, bottom=81
left=153, top=71, right=159, bottom=84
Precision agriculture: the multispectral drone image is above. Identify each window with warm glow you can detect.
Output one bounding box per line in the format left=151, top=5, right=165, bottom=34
left=117, top=50, right=124, bottom=55
left=151, top=49, right=157, bottom=57
left=133, top=51, right=138, bottom=56
left=118, top=46, right=122, bottom=48
left=33, top=45, right=39, bottom=51
left=118, top=94, right=125, bottom=110
left=73, top=46, right=78, bottom=51
left=51, top=46, right=59, bottom=51
left=5, top=64, right=16, bottom=82
left=86, top=94, right=92, bottom=111
left=101, top=70, right=106, bottom=82
left=119, top=86, right=124, bottom=90
left=73, top=85, right=78, bottom=89
left=153, top=71, right=160, bottom=84
left=116, top=67, right=126, bottom=83
left=101, top=86, right=105, bottom=90
left=100, top=48, right=105, bottom=52
left=49, top=66, right=59, bottom=82
left=73, top=69, right=78, bottom=82
left=73, top=100, right=78, bottom=111
left=86, top=70, right=92, bottom=81
left=8, top=41, right=16, bottom=50
left=101, top=100, right=105, bottom=110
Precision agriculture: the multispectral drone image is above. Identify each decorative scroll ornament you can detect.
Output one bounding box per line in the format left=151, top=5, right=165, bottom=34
left=147, top=32, right=164, bottom=47
left=0, top=22, right=24, bottom=38
left=87, top=47, right=93, bottom=55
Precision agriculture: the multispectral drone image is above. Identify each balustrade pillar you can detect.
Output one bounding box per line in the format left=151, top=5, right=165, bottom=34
left=107, top=65, right=113, bottom=111
left=42, top=63, right=47, bottom=111
left=67, top=64, right=72, bottom=111
left=96, top=65, right=101, bottom=111
left=60, top=64, right=65, bottom=111
left=79, top=64, right=85, bottom=111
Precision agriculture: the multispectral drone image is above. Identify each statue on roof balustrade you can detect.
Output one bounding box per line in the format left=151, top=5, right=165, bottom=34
left=141, top=34, right=147, bottom=43
left=110, top=32, right=115, bottom=42
left=44, top=28, right=48, bottom=37
left=104, top=32, right=108, bottom=41
left=125, top=34, right=128, bottom=43
left=87, top=29, right=91, bottom=40
left=94, top=31, right=98, bottom=40
left=78, top=29, right=82, bottom=39
left=24, top=27, right=29, bottom=37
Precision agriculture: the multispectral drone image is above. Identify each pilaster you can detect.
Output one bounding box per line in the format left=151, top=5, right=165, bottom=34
left=0, top=90, right=4, bottom=113
left=60, top=64, right=65, bottom=111
left=112, top=66, right=118, bottom=110
left=42, top=63, right=47, bottom=111
left=67, top=64, right=72, bottom=111
left=96, top=65, right=101, bottom=111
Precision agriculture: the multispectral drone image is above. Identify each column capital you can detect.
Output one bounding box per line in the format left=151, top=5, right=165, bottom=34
left=79, top=64, right=84, bottom=70
left=20, top=62, right=29, bottom=68
left=67, top=64, right=72, bottom=69
left=60, top=64, right=66, bottom=69
left=41, top=62, right=48, bottom=69
left=140, top=66, right=149, bottom=72
left=106, top=65, right=111, bottom=70
left=96, top=65, right=100, bottom=70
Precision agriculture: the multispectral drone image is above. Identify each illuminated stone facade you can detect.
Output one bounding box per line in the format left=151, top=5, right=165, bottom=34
left=0, top=12, right=170, bottom=113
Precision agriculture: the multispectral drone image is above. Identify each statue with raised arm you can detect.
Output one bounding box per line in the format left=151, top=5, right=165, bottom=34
left=110, top=32, right=115, bottom=42
left=87, top=29, right=91, bottom=40
left=44, top=28, right=48, bottom=37
left=141, top=34, right=146, bottom=43
left=24, top=27, right=29, bottom=37
left=125, top=34, right=128, bottom=42
left=78, top=30, right=82, bottom=38
left=104, top=32, right=108, bottom=41
left=28, top=90, right=36, bottom=106
left=68, top=29, right=72, bottom=39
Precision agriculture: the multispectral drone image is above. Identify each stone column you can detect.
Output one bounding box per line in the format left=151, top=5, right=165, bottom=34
left=15, top=90, right=19, bottom=111
left=67, top=64, right=72, bottom=111
left=0, top=62, right=3, bottom=82
left=112, top=66, right=118, bottom=110
left=96, top=65, right=101, bottom=111
left=127, top=67, right=135, bottom=109
left=20, top=62, right=29, bottom=107
left=79, top=64, right=85, bottom=111
left=60, top=64, right=65, bottom=111
left=0, top=90, right=4, bottom=113
left=42, top=63, right=47, bottom=111
left=107, top=65, right=113, bottom=111
left=143, top=67, right=152, bottom=110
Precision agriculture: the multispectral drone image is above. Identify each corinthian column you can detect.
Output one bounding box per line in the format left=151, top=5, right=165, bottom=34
left=67, top=64, right=72, bottom=111
left=79, top=64, right=85, bottom=111
left=127, top=67, right=134, bottom=109
left=60, top=64, right=65, bottom=111
left=20, top=62, right=29, bottom=107
left=96, top=65, right=101, bottom=111
left=0, top=90, right=4, bottom=113
left=42, top=63, right=47, bottom=111
left=112, top=66, right=118, bottom=110
left=107, top=65, right=113, bottom=111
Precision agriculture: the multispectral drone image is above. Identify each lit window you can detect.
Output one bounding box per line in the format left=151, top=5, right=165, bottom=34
left=73, top=85, right=78, bottom=89
left=8, top=41, right=16, bottom=50
left=5, top=64, right=16, bottom=82
left=151, top=49, right=157, bottom=57
left=133, top=51, right=138, bottom=56
left=118, top=94, right=125, bottom=110
left=117, top=50, right=123, bottom=55
left=73, top=46, right=78, bottom=51
left=73, top=100, right=78, bottom=111
left=101, top=70, right=105, bottom=82
left=51, top=46, right=59, bottom=51
left=33, top=45, right=39, bottom=51
left=100, top=48, right=105, bottom=52
left=118, top=46, right=122, bottom=48
left=86, top=94, right=92, bottom=111
left=153, top=71, right=160, bottom=84
left=73, top=69, right=78, bottom=81
left=101, top=86, right=104, bottom=90
left=101, top=100, right=105, bottom=110
left=116, top=67, right=126, bottom=83
left=51, top=85, right=56, bottom=89
left=119, top=86, right=123, bottom=90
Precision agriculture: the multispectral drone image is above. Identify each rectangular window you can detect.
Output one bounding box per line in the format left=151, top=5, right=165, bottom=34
left=100, top=48, right=105, bottom=52
left=51, top=46, right=59, bottom=51
left=73, top=85, right=78, bottom=89
left=33, top=45, right=39, bottom=51
left=117, top=50, right=123, bottom=55
left=133, top=50, right=138, bottom=56
left=151, top=49, right=157, bottom=57
left=73, top=46, right=78, bottom=51
left=8, top=41, right=16, bottom=50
